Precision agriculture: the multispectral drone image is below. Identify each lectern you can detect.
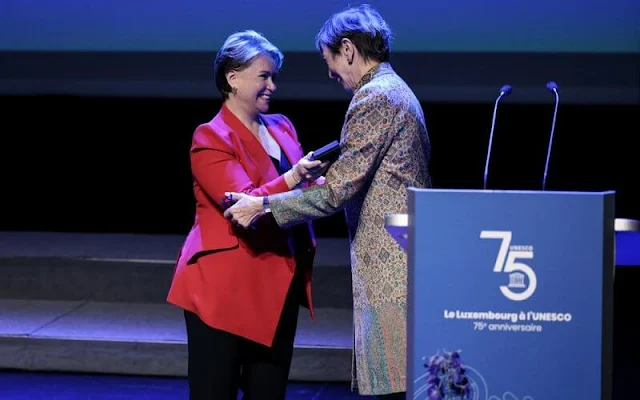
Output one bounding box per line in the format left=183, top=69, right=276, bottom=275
left=385, top=189, right=630, bottom=400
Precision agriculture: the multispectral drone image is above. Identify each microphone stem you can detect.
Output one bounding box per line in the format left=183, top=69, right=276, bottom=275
left=484, top=93, right=504, bottom=190
left=542, top=89, right=560, bottom=190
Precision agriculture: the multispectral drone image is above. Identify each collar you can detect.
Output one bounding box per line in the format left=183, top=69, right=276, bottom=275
left=354, top=62, right=394, bottom=92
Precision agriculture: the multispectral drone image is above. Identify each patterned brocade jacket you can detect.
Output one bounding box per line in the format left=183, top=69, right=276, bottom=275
left=270, top=62, right=432, bottom=395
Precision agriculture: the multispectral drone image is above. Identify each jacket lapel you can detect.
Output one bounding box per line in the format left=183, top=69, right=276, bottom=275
left=262, top=115, right=300, bottom=168
left=219, top=104, right=279, bottom=183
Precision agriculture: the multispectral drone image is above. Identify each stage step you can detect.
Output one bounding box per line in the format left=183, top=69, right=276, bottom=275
left=0, top=231, right=354, bottom=381
left=0, top=232, right=353, bottom=308
left=0, top=299, right=352, bottom=381
left=0, top=231, right=350, bottom=267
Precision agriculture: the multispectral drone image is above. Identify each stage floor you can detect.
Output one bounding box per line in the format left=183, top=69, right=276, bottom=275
left=0, top=370, right=359, bottom=400
left=1, top=231, right=638, bottom=399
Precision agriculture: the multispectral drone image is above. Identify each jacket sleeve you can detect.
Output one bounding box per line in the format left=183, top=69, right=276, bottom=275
left=190, top=124, right=290, bottom=209
left=269, top=86, right=397, bottom=229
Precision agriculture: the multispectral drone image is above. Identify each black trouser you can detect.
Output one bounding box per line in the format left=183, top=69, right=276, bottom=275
left=184, top=275, right=301, bottom=400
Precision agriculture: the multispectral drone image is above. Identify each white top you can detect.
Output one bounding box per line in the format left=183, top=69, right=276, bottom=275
left=257, top=120, right=281, bottom=160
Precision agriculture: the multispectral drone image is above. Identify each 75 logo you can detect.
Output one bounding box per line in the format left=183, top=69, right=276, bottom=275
left=480, top=230, right=537, bottom=301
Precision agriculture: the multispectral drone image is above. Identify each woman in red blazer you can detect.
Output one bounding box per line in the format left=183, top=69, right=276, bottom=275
left=166, top=30, right=325, bottom=400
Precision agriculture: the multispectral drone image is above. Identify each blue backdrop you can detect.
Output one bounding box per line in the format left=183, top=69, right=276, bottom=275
left=1, top=1, right=638, bottom=103
left=2, top=0, right=639, bottom=53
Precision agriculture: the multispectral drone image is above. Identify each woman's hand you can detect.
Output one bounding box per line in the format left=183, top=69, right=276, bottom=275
left=292, top=152, right=330, bottom=182
left=222, top=193, right=264, bottom=228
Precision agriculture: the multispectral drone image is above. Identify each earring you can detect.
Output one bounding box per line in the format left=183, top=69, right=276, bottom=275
left=231, top=87, right=238, bottom=95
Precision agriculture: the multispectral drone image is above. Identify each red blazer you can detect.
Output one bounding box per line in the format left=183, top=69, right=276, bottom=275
left=167, top=104, right=316, bottom=347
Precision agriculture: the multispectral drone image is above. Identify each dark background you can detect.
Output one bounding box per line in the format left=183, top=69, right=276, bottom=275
left=1, top=93, right=637, bottom=237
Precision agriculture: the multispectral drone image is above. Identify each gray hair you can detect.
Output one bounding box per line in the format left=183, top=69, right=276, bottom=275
left=315, top=4, right=392, bottom=62
left=213, top=30, right=284, bottom=99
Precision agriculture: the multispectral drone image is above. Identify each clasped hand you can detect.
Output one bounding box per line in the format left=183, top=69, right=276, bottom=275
left=223, top=153, right=329, bottom=228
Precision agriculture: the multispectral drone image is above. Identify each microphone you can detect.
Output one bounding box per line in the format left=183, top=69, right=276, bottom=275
left=542, top=81, right=560, bottom=191
left=483, top=84, right=512, bottom=190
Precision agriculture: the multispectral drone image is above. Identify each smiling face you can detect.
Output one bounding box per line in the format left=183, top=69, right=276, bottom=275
left=227, top=54, right=278, bottom=114
left=321, top=43, right=358, bottom=92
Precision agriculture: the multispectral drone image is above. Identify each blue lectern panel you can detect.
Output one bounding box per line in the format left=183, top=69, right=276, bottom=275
left=407, top=189, right=614, bottom=400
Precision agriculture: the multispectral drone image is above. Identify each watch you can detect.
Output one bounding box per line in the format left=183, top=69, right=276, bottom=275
left=263, top=196, right=271, bottom=213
